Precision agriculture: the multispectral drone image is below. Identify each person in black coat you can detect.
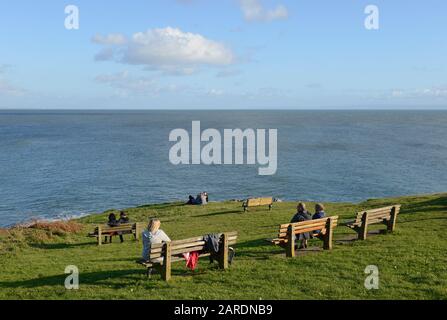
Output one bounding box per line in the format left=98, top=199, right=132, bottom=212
left=117, top=211, right=130, bottom=243
left=118, top=211, right=129, bottom=224
left=290, top=202, right=312, bottom=249
left=104, top=213, right=120, bottom=243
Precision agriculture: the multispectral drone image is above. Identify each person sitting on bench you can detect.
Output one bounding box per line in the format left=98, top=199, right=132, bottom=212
left=290, top=203, right=312, bottom=249
left=118, top=211, right=129, bottom=224
left=313, top=203, right=326, bottom=219
left=114, top=211, right=130, bottom=243
left=312, top=203, right=326, bottom=235
left=104, top=213, right=120, bottom=243
left=141, top=219, right=171, bottom=263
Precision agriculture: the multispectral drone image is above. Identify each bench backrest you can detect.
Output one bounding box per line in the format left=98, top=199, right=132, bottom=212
left=247, top=197, right=273, bottom=207
left=149, top=231, right=238, bottom=261
left=277, top=216, right=338, bottom=239
left=353, top=205, right=401, bottom=224
left=96, top=223, right=137, bottom=233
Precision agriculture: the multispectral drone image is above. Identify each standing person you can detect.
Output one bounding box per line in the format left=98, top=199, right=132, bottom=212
left=141, top=219, right=171, bottom=262
left=290, top=203, right=312, bottom=249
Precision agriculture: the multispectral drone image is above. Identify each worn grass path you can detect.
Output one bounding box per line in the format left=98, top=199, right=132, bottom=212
left=0, top=193, right=446, bottom=299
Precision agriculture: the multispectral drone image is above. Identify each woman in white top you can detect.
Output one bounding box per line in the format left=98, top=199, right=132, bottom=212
left=141, top=218, right=171, bottom=262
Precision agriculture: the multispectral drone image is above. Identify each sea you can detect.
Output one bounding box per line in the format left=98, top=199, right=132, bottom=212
left=1, top=110, right=446, bottom=227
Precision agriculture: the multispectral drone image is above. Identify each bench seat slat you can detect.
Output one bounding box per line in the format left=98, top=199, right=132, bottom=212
left=172, top=241, right=206, bottom=251
left=279, top=221, right=337, bottom=235
left=278, top=226, right=331, bottom=238
left=280, top=217, right=338, bottom=229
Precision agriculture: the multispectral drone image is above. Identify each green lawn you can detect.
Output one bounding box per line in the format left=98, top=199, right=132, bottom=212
left=1, top=193, right=446, bottom=300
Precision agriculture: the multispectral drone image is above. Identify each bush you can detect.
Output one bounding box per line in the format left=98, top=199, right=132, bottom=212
left=28, top=221, right=84, bottom=236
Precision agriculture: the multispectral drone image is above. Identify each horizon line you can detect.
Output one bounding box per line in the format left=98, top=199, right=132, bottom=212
left=1, top=108, right=447, bottom=111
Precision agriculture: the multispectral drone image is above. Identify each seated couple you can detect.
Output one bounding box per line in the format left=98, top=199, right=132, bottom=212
left=186, top=192, right=209, bottom=205
left=104, top=211, right=130, bottom=243
left=290, top=202, right=327, bottom=249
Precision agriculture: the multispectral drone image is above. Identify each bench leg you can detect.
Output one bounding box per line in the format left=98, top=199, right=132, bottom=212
left=323, top=218, right=334, bottom=250
left=219, top=233, right=229, bottom=270
left=97, top=227, right=102, bottom=246
left=359, top=212, right=369, bottom=240
left=161, top=242, right=172, bottom=281
left=135, top=223, right=140, bottom=241
left=387, top=207, right=398, bottom=233
left=286, top=225, right=295, bottom=258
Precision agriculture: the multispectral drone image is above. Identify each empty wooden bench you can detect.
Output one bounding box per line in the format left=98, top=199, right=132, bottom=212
left=346, top=205, right=401, bottom=240
left=243, top=197, right=273, bottom=212
left=88, top=223, right=143, bottom=245
left=272, top=216, right=338, bottom=257
left=138, top=231, right=238, bottom=281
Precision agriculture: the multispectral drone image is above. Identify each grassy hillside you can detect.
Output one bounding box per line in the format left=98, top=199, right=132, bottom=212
left=0, top=193, right=446, bottom=300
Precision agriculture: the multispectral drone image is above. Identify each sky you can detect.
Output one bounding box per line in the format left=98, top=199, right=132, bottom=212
left=0, top=0, right=446, bottom=109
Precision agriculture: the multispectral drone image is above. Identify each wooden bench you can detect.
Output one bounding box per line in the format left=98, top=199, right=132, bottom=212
left=243, top=197, right=273, bottom=212
left=88, top=223, right=143, bottom=245
left=346, top=205, right=401, bottom=240
left=137, top=231, right=238, bottom=281
left=272, top=216, right=338, bottom=257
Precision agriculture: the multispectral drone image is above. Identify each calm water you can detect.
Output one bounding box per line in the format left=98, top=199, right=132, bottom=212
left=1, top=110, right=446, bottom=227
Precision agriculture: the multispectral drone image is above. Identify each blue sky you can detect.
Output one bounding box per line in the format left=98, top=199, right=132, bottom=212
left=0, top=0, right=446, bottom=109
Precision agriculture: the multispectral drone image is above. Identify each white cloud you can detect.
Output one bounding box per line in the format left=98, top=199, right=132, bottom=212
left=0, top=64, right=10, bottom=74
left=216, top=68, right=242, bottom=78
left=95, top=71, right=188, bottom=96
left=92, top=33, right=127, bottom=45
left=207, top=89, right=225, bottom=96
left=239, top=0, right=288, bottom=22
left=0, top=65, right=26, bottom=96
left=0, top=79, right=26, bottom=96
left=93, top=27, right=235, bottom=75
left=390, top=86, right=447, bottom=99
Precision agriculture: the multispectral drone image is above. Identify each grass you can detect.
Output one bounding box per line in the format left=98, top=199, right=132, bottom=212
left=0, top=193, right=446, bottom=300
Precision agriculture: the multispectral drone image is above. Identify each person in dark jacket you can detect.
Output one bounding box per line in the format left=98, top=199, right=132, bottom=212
left=312, top=203, right=326, bottom=220
left=195, top=193, right=203, bottom=205
left=118, top=211, right=129, bottom=224
left=117, top=211, right=130, bottom=243
left=290, top=202, right=312, bottom=249
left=186, top=195, right=196, bottom=205
left=104, top=213, right=120, bottom=243
left=312, top=203, right=326, bottom=235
